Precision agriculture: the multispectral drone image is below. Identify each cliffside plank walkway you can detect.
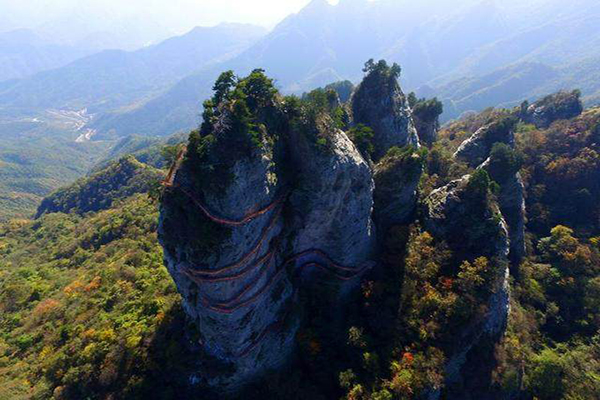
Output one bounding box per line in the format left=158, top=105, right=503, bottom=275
left=162, top=146, right=187, bottom=187
left=164, top=148, right=287, bottom=227
left=162, top=142, right=373, bottom=355
left=179, top=186, right=288, bottom=227
left=177, top=186, right=370, bottom=314
left=185, top=205, right=284, bottom=280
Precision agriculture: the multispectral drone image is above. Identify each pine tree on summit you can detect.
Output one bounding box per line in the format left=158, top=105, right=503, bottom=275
left=212, top=70, right=237, bottom=105
left=363, top=58, right=401, bottom=80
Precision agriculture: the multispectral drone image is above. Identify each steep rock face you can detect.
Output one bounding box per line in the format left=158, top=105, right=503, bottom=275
left=159, top=131, right=295, bottom=390
left=287, top=122, right=376, bottom=277
left=454, top=117, right=516, bottom=168
left=524, top=90, right=584, bottom=128
left=410, top=97, right=443, bottom=147
left=351, top=65, right=419, bottom=160
left=373, top=148, right=424, bottom=232
left=413, top=114, right=438, bottom=147
left=489, top=168, right=526, bottom=264
left=159, top=112, right=377, bottom=391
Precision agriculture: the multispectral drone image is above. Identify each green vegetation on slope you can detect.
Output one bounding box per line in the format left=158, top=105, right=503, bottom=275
left=0, top=136, right=110, bottom=221
left=0, top=194, right=194, bottom=399
left=36, top=156, right=164, bottom=217
left=1, top=77, right=599, bottom=400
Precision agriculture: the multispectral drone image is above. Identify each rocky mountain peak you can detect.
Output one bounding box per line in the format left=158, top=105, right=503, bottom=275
left=351, top=60, right=419, bottom=160
left=158, top=67, right=384, bottom=391
left=157, top=63, right=520, bottom=394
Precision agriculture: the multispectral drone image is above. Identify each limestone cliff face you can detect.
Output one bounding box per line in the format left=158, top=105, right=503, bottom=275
left=287, top=121, right=376, bottom=275
left=159, top=125, right=294, bottom=389
left=410, top=98, right=443, bottom=147
left=351, top=67, right=419, bottom=160
left=413, top=114, right=438, bottom=147
left=454, top=117, right=516, bottom=168
left=159, top=108, right=377, bottom=390
left=492, top=170, right=526, bottom=264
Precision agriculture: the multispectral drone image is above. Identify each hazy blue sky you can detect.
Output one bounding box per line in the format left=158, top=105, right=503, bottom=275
left=0, top=0, right=338, bottom=34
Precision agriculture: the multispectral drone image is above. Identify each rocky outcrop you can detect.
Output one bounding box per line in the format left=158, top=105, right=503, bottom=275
left=413, top=115, right=438, bottom=147
left=425, top=114, right=533, bottom=397
left=351, top=62, right=419, bottom=160
left=410, top=97, right=443, bottom=146
left=454, top=117, right=516, bottom=168
left=159, top=128, right=295, bottom=390
left=423, top=173, right=511, bottom=400
left=454, top=115, right=526, bottom=264
left=523, top=90, right=583, bottom=128
left=159, top=105, right=376, bottom=391
left=373, top=147, right=424, bottom=232
left=424, top=174, right=509, bottom=259
left=494, top=171, right=526, bottom=264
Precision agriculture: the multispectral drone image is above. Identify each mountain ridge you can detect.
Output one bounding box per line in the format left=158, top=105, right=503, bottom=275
left=79, top=0, right=600, bottom=138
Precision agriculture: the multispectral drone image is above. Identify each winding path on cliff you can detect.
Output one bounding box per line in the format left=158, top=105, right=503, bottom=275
left=162, top=145, right=372, bottom=321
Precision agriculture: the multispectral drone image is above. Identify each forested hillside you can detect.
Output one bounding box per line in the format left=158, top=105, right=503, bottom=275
left=0, top=136, right=110, bottom=221
left=0, top=194, right=189, bottom=399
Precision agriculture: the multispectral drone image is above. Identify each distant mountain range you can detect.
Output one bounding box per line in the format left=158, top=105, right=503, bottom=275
left=0, top=23, right=265, bottom=131
left=0, top=29, right=98, bottom=82
left=1, top=0, right=600, bottom=137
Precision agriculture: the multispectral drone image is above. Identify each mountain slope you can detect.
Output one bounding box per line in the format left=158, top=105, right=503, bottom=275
left=0, top=23, right=266, bottom=119
left=36, top=156, right=164, bottom=217
left=0, top=136, right=110, bottom=221
left=91, top=0, right=600, bottom=138
left=0, top=29, right=95, bottom=82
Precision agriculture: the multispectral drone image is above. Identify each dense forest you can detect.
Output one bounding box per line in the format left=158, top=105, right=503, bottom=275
left=0, top=64, right=599, bottom=399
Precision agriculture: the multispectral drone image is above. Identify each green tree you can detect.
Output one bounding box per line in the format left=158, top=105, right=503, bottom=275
left=467, top=168, right=493, bottom=198
left=348, top=124, right=375, bottom=158
left=362, top=59, right=401, bottom=80
left=212, top=70, right=237, bottom=105
left=487, top=142, right=523, bottom=183
left=363, top=58, right=375, bottom=73
left=526, top=348, right=565, bottom=400
left=240, top=68, right=277, bottom=112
